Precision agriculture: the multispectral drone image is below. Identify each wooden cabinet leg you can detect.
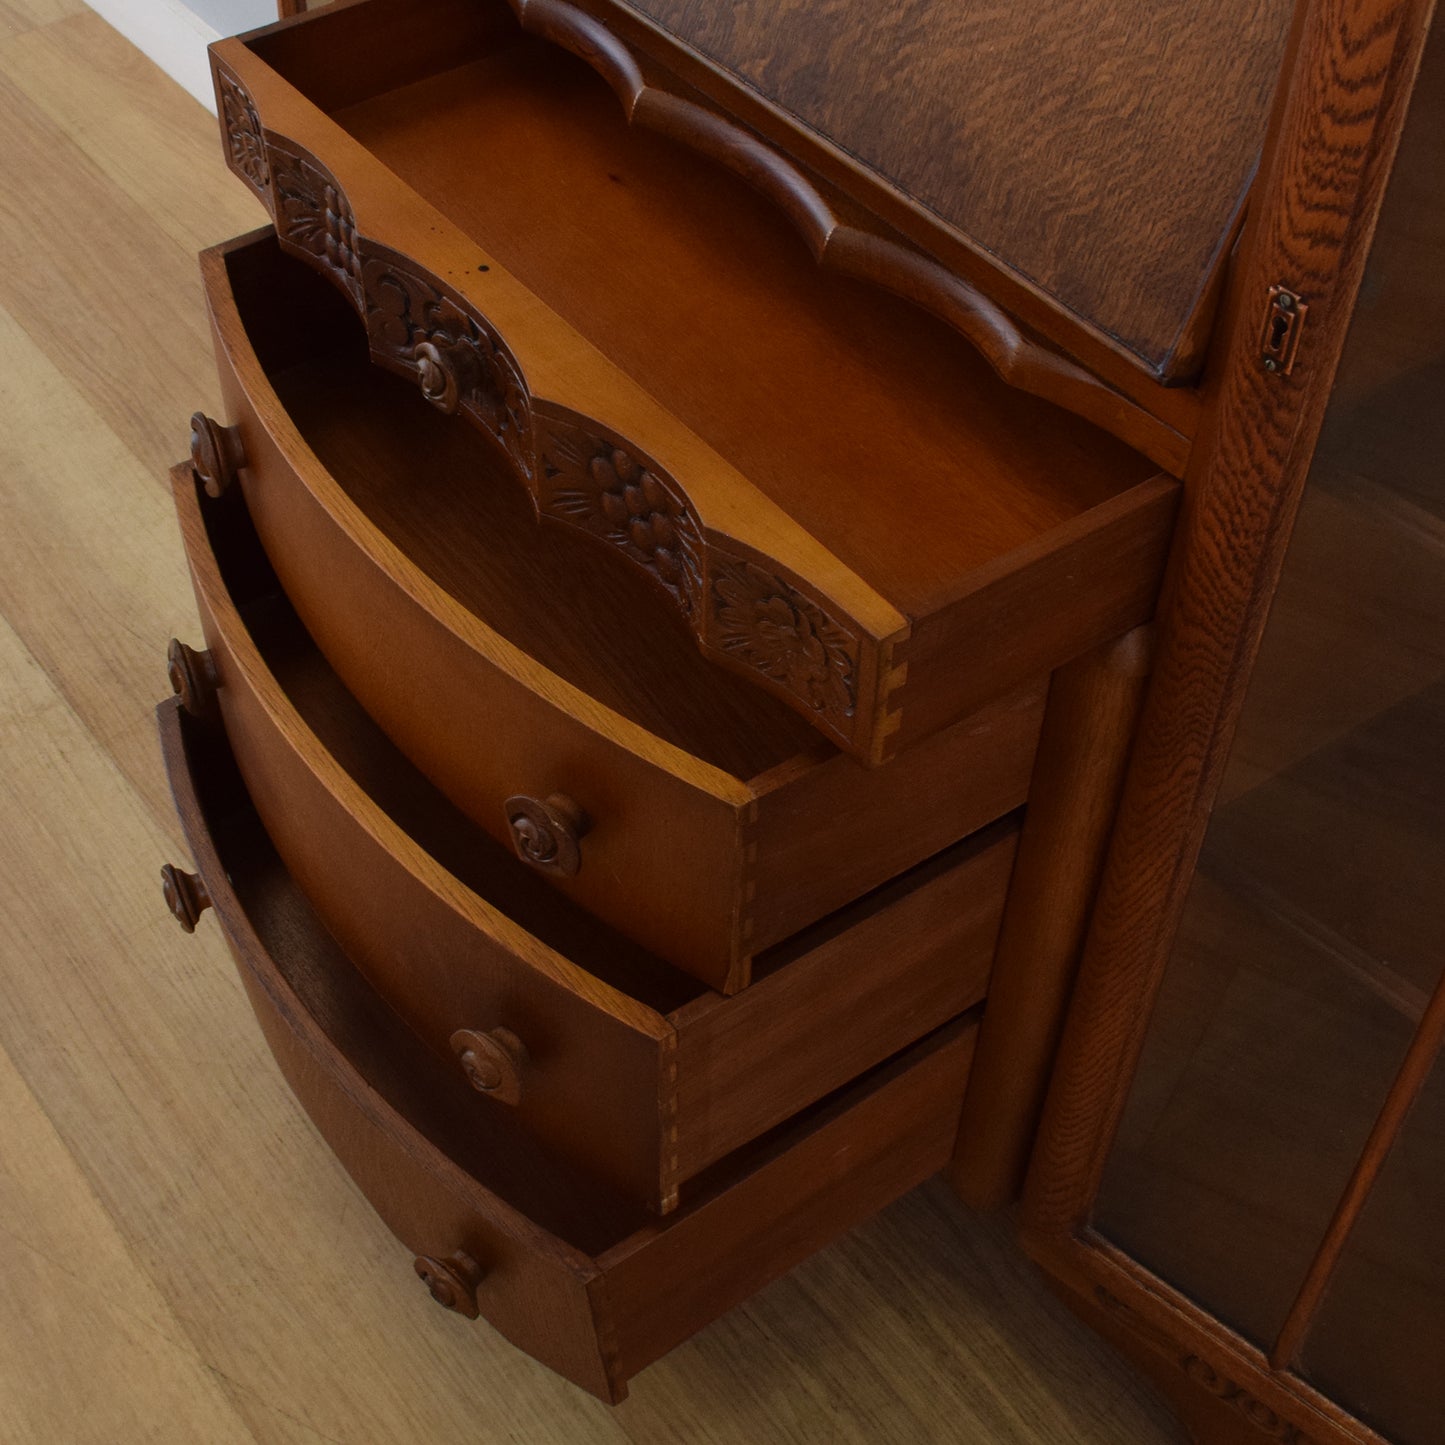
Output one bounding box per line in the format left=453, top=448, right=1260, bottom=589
left=948, top=625, right=1154, bottom=1209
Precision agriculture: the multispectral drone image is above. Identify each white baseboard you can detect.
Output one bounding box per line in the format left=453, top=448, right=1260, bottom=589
left=82, top=0, right=222, bottom=113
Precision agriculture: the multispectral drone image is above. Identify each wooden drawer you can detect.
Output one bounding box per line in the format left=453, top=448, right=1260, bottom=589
left=157, top=693, right=979, bottom=1402
left=171, top=460, right=1016, bottom=1213
left=196, top=229, right=1042, bottom=994
left=209, top=0, right=1178, bottom=772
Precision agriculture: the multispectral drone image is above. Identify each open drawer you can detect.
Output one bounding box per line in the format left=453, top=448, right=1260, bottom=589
left=208, top=0, right=1179, bottom=769
left=196, top=230, right=1040, bottom=992
left=157, top=693, right=978, bottom=1401
left=169, top=459, right=1015, bottom=1212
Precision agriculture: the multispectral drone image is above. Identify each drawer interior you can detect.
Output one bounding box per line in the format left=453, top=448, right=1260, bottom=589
left=164, top=693, right=979, bottom=1397
left=189, top=463, right=1013, bottom=1202
left=170, top=703, right=651, bottom=1252
left=199, top=464, right=707, bottom=1015
left=224, top=234, right=824, bottom=784
left=244, top=0, right=1162, bottom=622
left=198, top=461, right=1014, bottom=1015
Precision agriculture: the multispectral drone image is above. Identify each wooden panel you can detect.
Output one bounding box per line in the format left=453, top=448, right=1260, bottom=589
left=672, top=823, right=1012, bottom=1177
left=892, top=480, right=1178, bottom=748
left=618, top=0, right=1294, bottom=376
left=748, top=685, right=1041, bottom=950
left=951, top=627, right=1154, bottom=1210
left=601, top=1020, right=978, bottom=1382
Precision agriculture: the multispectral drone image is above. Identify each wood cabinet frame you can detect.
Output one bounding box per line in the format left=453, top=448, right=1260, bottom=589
left=1012, top=0, right=1440, bottom=1442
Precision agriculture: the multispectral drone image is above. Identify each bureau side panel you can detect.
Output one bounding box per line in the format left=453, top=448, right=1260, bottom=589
left=892, top=477, right=1179, bottom=749
left=670, top=821, right=1015, bottom=1177
left=747, top=683, right=1043, bottom=951
left=599, top=1019, right=978, bottom=1383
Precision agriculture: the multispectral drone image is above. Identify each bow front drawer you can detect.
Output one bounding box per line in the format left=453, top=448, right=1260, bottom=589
left=169, top=461, right=1015, bottom=1213
left=158, top=692, right=979, bottom=1402
left=200, top=229, right=1043, bottom=992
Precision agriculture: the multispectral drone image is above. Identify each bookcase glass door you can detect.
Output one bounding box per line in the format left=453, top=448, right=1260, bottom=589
left=1092, top=19, right=1444, bottom=1443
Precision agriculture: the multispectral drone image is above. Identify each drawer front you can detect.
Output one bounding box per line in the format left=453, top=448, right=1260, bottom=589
left=173, top=461, right=1015, bottom=1210
left=174, top=465, right=679, bottom=1212
left=201, top=230, right=1044, bottom=992
left=205, top=234, right=753, bottom=993
left=158, top=693, right=978, bottom=1402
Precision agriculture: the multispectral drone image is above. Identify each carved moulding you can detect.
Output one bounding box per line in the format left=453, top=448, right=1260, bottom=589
left=211, top=74, right=877, bottom=752
left=708, top=550, right=858, bottom=725
left=363, top=246, right=534, bottom=479
left=268, top=137, right=365, bottom=310
left=539, top=414, right=705, bottom=618
left=503, top=0, right=1190, bottom=476
left=1092, top=1287, right=1322, bottom=1445
left=216, top=67, right=268, bottom=200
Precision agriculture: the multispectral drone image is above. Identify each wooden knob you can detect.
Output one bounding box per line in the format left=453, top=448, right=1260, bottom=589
left=167, top=638, right=219, bottom=717
left=450, top=1028, right=528, bottom=1106
left=189, top=412, right=245, bottom=497
left=413, top=1251, right=484, bottom=1318
left=503, top=792, right=591, bottom=877
left=161, top=864, right=211, bottom=933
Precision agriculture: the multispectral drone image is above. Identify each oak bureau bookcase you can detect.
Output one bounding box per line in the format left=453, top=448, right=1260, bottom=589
left=152, top=0, right=1439, bottom=1432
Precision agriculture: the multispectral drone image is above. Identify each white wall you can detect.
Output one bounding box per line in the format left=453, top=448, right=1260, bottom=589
left=180, top=0, right=276, bottom=31
left=82, top=0, right=277, bottom=112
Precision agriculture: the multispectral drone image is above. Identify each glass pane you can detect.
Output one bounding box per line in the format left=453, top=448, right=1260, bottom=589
left=1302, top=1050, right=1445, bottom=1444
left=1093, top=12, right=1445, bottom=1369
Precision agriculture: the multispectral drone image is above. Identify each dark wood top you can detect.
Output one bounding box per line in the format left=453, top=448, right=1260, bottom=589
left=619, top=0, right=1295, bottom=376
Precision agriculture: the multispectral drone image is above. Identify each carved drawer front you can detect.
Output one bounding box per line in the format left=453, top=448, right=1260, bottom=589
left=210, top=0, right=1180, bottom=771
left=201, top=229, right=1043, bottom=994
left=157, top=689, right=979, bottom=1401
left=171, top=462, right=1016, bottom=1213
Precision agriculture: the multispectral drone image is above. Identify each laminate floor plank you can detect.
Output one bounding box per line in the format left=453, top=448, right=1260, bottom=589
left=0, top=33, right=237, bottom=477
left=0, top=12, right=1180, bottom=1444
left=0, top=617, right=629, bottom=1445
left=0, top=302, right=200, bottom=837
left=0, top=0, right=81, bottom=44
left=0, top=1034, right=263, bottom=1445
left=0, top=12, right=263, bottom=255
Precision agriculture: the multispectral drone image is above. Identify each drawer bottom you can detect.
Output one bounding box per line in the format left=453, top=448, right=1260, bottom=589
left=158, top=697, right=978, bottom=1400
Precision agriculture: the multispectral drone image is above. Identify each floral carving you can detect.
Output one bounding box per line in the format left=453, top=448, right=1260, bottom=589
left=269, top=143, right=362, bottom=304
left=711, top=555, right=857, bottom=723
left=363, top=254, right=532, bottom=474
left=541, top=421, right=703, bottom=615
left=1092, top=1289, right=1318, bottom=1444
left=1180, top=1357, right=1315, bottom=1443
left=217, top=69, right=267, bottom=198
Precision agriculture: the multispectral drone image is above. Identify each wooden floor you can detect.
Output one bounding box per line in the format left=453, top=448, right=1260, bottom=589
left=0, top=9, right=1182, bottom=1443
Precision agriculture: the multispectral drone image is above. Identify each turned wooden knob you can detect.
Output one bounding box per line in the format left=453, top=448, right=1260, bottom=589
left=450, top=1027, right=528, bottom=1105
left=504, top=792, right=591, bottom=878
left=161, top=864, right=211, bottom=932
left=167, top=637, right=219, bottom=717
left=413, top=1250, right=484, bottom=1319
left=189, top=412, right=245, bottom=497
